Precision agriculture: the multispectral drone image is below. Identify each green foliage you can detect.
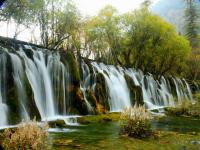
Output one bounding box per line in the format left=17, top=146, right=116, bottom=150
left=0, top=1, right=194, bottom=78
left=119, top=105, right=153, bottom=138
left=47, top=0, right=81, bottom=50
left=1, top=120, right=48, bottom=150
left=84, top=6, right=191, bottom=77
left=84, top=5, right=121, bottom=63
left=0, top=0, right=81, bottom=50
left=120, top=8, right=191, bottom=77
left=0, top=0, right=43, bottom=24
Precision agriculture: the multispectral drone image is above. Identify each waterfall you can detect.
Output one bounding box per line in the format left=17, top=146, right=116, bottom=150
left=91, top=62, right=132, bottom=112
left=17, top=48, right=55, bottom=120
left=0, top=39, right=195, bottom=128
left=0, top=53, right=8, bottom=126
left=172, top=77, right=192, bottom=103
left=81, top=61, right=193, bottom=111
left=9, top=53, right=30, bottom=121
left=125, top=69, right=193, bottom=109
left=47, top=53, right=70, bottom=115
left=80, top=60, right=94, bottom=112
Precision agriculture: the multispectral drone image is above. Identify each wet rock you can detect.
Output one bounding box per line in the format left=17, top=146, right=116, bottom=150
left=48, top=120, right=67, bottom=128
left=95, top=73, right=110, bottom=111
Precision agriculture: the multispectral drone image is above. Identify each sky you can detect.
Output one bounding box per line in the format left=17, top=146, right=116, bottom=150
left=74, top=0, right=159, bottom=16
left=0, top=0, right=159, bottom=41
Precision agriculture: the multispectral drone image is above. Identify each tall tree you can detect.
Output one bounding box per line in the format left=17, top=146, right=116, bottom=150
left=184, top=0, right=199, bottom=48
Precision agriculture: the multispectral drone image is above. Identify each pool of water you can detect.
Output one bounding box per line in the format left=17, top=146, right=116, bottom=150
left=48, top=117, right=200, bottom=150
left=152, top=116, right=200, bottom=133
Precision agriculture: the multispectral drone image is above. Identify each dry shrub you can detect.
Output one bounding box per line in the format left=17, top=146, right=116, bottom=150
left=120, top=105, right=153, bottom=138
left=1, top=120, right=48, bottom=150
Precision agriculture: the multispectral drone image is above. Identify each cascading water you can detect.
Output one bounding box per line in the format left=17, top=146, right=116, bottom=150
left=91, top=62, right=132, bottom=112
left=47, top=53, right=69, bottom=115
left=0, top=53, right=8, bottom=126
left=125, top=69, right=175, bottom=109
left=80, top=60, right=94, bottom=112
left=17, top=49, right=55, bottom=120
left=82, top=61, right=194, bottom=111
left=0, top=38, right=195, bottom=128
left=0, top=42, right=74, bottom=128
left=9, top=53, right=30, bottom=121
left=172, top=77, right=192, bottom=103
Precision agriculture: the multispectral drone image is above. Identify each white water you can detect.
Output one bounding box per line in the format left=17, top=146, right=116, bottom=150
left=9, top=53, right=30, bottom=121
left=64, top=117, right=79, bottom=126
left=47, top=53, right=69, bottom=115
left=0, top=46, right=73, bottom=128
left=92, top=62, right=131, bottom=112
left=17, top=48, right=55, bottom=120
left=80, top=60, right=94, bottom=112
left=0, top=44, right=195, bottom=128
left=82, top=61, right=194, bottom=111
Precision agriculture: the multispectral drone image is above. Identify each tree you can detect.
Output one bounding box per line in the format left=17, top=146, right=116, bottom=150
left=0, top=0, right=81, bottom=51
left=119, top=7, right=191, bottom=77
left=84, top=6, right=191, bottom=77
left=84, top=5, right=121, bottom=63
left=0, top=0, right=44, bottom=38
left=38, top=0, right=81, bottom=50
left=184, top=0, right=200, bottom=48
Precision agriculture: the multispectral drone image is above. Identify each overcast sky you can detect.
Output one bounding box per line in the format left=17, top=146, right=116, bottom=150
left=0, top=0, right=159, bottom=41
left=74, top=0, right=159, bottom=16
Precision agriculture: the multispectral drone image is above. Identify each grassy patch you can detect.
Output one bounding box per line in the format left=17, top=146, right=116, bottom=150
left=165, top=100, right=200, bottom=118
left=77, top=112, right=120, bottom=124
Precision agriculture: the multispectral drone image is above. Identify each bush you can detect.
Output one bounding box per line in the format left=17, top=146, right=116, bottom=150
left=119, top=105, right=153, bottom=138
left=1, top=120, right=48, bottom=150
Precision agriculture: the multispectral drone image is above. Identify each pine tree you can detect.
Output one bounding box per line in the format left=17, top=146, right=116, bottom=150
left=184, top=0, right=199, bottom=48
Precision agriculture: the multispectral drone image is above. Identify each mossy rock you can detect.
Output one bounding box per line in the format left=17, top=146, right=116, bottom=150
left=86, top=89, right=106, bottom=114
left=74, top=87, right=88, bottom=115
left=24, top=77, right=41, bottom=120
left=86, top=89, right=97, bottom=107
left=60, top=50, right=80, bottom=86
left=48, top=120, right=67, bottom=128
left=95, top=73, right=110, bottom=110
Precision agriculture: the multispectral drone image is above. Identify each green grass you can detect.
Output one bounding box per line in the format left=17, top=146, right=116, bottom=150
left=77, top=112, right=120, bottom=124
